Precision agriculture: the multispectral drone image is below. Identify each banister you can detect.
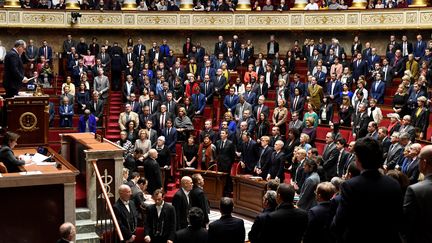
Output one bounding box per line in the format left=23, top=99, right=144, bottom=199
left=91, top=160, right=124, bottom=242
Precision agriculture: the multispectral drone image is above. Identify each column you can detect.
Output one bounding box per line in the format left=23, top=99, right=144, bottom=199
left=180, top=0, right=193, bottom=10
left=65, top=0, right=80, bottom=9
left=4, top=0, right=21, bottom=8
left=409, top=0, right=427, bottom=7
left=237, top=0, right=251, bottom=10
left=291, top=0, right=308, bottom=10
left=349, top=0, right=367, bottom=9
left=64, top=182, right=76, bottom=225
left=122, top=0, right=137, bottom=10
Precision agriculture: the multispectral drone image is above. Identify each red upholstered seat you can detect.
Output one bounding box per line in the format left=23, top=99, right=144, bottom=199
left=315, top=142, right=326, bottom=155
left=316, top=126, right=331, bottom=141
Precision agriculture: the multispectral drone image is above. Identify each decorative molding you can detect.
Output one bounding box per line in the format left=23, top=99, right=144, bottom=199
left=0, top=9, right=431, bottom=30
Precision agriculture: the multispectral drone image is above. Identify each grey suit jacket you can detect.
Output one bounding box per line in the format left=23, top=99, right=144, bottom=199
left=234, top=102, right=252, bottom=121
left=94, top=75, right=110, bottom=99
left=404, top=175, right=432, bottom=243
left=297, top=172, right=320, bottom=210
left=384, top=143, right=403, bottom=169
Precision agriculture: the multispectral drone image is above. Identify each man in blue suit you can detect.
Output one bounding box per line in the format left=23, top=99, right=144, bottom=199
left=159, top=39, right=170, bottom=59
left=191, top=87, right=206, bottom=116
left=243, top=84, right=257, bottom=105
left=413, top=34, right=427, bottom=61
left=78, top=109, right=97, bottom=133
left=326, top=73, right=342, bottom=103
left=239, top=132, right=259, bottom=174
left=314, top=66, right=326, bottom=87
left=352, top=53, right=369, bottom=82
left=59, top=96, right=74, bottom=127
left=368, top=48, right=381, bottom=71
left=370, top=73, right=386, bottom=104
left=290, top=74, right=307, bottom=98
left=162, top=119, right=177, bottom=153
left=200, top=60, right=216, bottom=80
left=38, top=40, right=53, bottom=63
left=224, top=87, right=239, bottom=113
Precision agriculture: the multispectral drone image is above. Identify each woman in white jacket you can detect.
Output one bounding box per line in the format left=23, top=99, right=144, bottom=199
left=367, top=98, right=383, bottom=125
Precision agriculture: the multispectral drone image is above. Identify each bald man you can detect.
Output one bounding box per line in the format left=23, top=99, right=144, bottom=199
left=57, top=222, right=76, bottom=243
left=404, top=145, right=432, bottom=243
left=144, top=149, right=162, bottom=195
left=113, top=185, right=138, bottom=243
left=172, top=176, right=193, bottom=230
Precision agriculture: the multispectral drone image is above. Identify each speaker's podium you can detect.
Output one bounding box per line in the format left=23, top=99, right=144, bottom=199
left=6, top=95, right=49, bottom=146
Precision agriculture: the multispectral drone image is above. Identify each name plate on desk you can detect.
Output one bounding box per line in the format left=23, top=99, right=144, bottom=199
left=19, top=171, right=42, bottom=175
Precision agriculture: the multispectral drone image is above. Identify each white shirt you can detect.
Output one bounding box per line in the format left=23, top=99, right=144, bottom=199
left=0, top=46, right=6, bottom=61
left=304, top=3, right=319, bottom=10
left=156, top=201, right=164, bottom=217
left=122, top=200, right=130, bottom=212
left=181, top=188, right=190, bottom=204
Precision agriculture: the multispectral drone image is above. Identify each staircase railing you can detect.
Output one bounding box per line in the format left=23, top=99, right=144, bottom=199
left=91, top=160, right=124, bottom=242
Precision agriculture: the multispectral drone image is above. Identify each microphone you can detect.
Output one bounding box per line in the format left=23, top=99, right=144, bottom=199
left=204, top=163, right=218, bottom=174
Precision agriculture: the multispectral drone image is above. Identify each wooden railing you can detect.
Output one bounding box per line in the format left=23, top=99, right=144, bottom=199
left=91, top=160, right=124, bottom=242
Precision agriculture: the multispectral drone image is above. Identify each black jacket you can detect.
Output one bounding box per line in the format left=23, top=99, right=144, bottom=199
left=3, top=49, right=25, bottom=97
left=175, top=226, right=208, bottom=243
left=113, top=199, right=138, bottom=242
left=208, top=215, right=245, bottom=243
left=172, top=188, right=191, bottom=230
left=190, top=186, right=210, bottom=224
left=145, top=202, right=176, bottom=242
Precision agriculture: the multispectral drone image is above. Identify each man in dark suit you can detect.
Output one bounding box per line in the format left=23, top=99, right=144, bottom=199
left=400, top=35, right=413, bottom=58
left=224, top=87, right=239, bottom=113
left=25, top=39, right=38, bottom=65
left=335, top=138, right=349, bottom=178
left=216, top=129, right=236, bottom=195
left=255, top=136, right=273, bottom=179
left=239, top=132, right=259, bottom=174
left=154, top=105, right=173, bottom=133
left=404, top=144, right=432, bottom=243
left=244, top=84, right=257, bottom=105
left=59, top=96, right=74, bottom=127
left=413, top=34, right=427, bottom=61
left=172, top=176, right=193, bottom=230
left=143, top=149, right=163, bottom=195
left=259, top=183, right=308, bottom=243
left=208, top=197, right=245, bottom=243
left=87, top=91, right=104, bottom=126
left=214, top=69, right=227, bottom=96
left=190, top=174, right=210, bottom=225
left=326, top=74, right=342, bottom=104
left=268, top=140, right=286, bottom=181
left=174, top=207, right=208, bottom=243
left=368, top=48, right=381, bottom=70
left=399, top=115, right=417, bottom=142
left=322, top=132, right=339, bottom=181
left=253, top=95, right=270, bottom=119
left=332, top=137, right=403, bottom=243
left=384, top=132, right=404, bottom=171
left=381, top=58, right=394, bottom=84
left=352, top=103, right=370, bottom=139
left=303, top=182, right=336, bottom=243
left=214, top=36, right=227, bottom=56
left=402, top=143, right=421, bottom=185
left=56, top=222, right=76, bottom=243
left=122, top=75, right=137, bottom=102
left=3, top=40, right=30, bottom=98
left=144, top=91, right=161, bottom=115
left=38, top=40, right=53, bottom=63
left=248, top=190, right=278, bottom=243
left=267, top=35, right=279, bottom=59
left=352, top=53, right=369, bottom=82
left=378, top=127, right=392, bottom=159
left=113, top=185, right=138, bottom=243
left=200, top=74, right=214, bottom=104
left=133, top=38, right=146, bottom=57
left=145, top=189, right=176, bottom=243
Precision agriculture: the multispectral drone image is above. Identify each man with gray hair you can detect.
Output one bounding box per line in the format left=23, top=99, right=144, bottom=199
left=144, top=149, right=162, bottom=195
left=3, top=40, right=30, bottom=98
left=93, top=67, right=110, bottom=101
left=234, top=94, right=252, bottom=122
left=268, top=140, right=285, bottom=182
left=248, top=190, right=277, bottom=243
left=399, top=115, right=416, bottom=142
left=384, top=131, right=404, bottom=171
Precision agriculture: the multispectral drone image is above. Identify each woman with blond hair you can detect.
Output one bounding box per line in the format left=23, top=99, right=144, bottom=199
left=392, top=83, right=409, bottom=117
left=134, top=129, right=152, bottom=158
left=351, top=76, right=368, bottom=106
left=273, top=99, right=288, bottom=137
left=367, top=98, right=383, bottom=125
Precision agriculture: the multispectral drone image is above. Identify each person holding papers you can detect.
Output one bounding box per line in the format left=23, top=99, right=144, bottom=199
left=0, top=132, right=31, bottom=173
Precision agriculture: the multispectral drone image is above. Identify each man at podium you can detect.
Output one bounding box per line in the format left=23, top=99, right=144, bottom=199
left=3, top=40, right=30, bottom=98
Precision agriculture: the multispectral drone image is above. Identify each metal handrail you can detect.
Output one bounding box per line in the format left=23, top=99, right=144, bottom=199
left=91, top=160, right=124, bottom=242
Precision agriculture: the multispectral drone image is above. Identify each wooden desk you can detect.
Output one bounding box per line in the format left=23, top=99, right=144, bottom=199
left=232, top=175, right=267, bottom=218
left=0, top=147, right=78, bottom=243
left=178, top=168, right=228, bottom=208
left=60, top=133, right=124, bottom=221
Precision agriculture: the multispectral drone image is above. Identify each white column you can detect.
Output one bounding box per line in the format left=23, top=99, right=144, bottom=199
left=236, top=0, right=251, bottom=10
left=349, top=0, right=367, bottom=9
left=64, top=182, right=76, bottom=224
left=291, top=0, right=308, bottom=10
left=65, top=0, right=80, bottom=9
left=180, top=0, right=193, bottom=10
left=122, top=0, right=137, bottom=10
left=86, top=158, right=97, bottom=221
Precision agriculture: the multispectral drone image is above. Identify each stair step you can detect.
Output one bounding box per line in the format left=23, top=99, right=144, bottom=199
left=75, top=232, right=100, bottom=243
left=76, top=219, right=97, bottom=234
left=76, top=208, right=91, bottom=220
left=167, top=183, right=177, bottom=190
